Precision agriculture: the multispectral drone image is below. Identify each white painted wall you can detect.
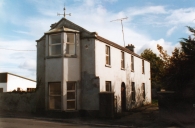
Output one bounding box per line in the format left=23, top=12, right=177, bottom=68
left=6, top=74, right=36, bottom=92
left=0, top=83, right=7, bottom=92
left=45, top=33, right=81, bottom=111
left=95, top=40, right=151, bottom=111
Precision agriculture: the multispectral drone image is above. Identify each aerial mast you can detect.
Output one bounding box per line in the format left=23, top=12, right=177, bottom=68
left=110, top=17, right=128, bottom=47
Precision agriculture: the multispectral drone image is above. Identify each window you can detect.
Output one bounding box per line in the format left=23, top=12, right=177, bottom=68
left=67, top=82, right=76, bottom=110
left=66, top=33, right=76, bottom=56
left=105, top=81, right=111, bottom=91
left=121, top=51, right=125, bottom=69
left=142, top=83, right=145, bottom=100
left=49, top=34, right=61, bottom=56
left=142, top=60, right=145, bottom=74
left=49, top=82, right=61, bottom=110
left=131, top=82, right=136, bottom=102
left=0, top=88, right=3, bottom=93
left=105, top=46, right=110, bottom=65
left=131, top=55, right=134, bottom=71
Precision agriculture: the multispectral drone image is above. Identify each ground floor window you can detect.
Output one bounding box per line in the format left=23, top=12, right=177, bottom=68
left=0, top=88, right=3, bottom=93
left=49, top=82, right=61, bottom=110
left=105, top=81, right=111, bottom=91
left=67, top=82, right=76, bottom=110
left=131, top=82, right=136, bottom=102
left=142, top=83, right=145, bottom=100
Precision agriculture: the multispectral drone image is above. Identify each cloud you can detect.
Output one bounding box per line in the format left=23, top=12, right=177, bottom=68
left=128, top=6, right=167, bottom=16
left=166, top=8, right=195, bottom=25
left=19, top=59, right=36, bottom=71
left=166, top=26, right=177, bottom=36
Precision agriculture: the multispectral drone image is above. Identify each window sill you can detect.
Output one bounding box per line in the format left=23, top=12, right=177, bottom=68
left=105, top=64, right=111, bottom=68
left=142, top=72, right=145, bottom=74
left=46, top=54, right=77, bottom=59
left=121, top=68, right=125, bottom=70
left=131, top=70, right=134, bottom=72
left=65, top=54, right=77, bottom=58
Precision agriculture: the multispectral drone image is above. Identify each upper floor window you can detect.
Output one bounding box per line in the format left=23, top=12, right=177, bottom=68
left=131, top=55, right=134, bottom=71
left=121, top=51, right=125, bottom=69
left=142, top=60, right=145, bottom=74
left=66, top=33, right=76, bottom=56
left=49, top=34, right=61, bottom=56
left=105, top=46, right=110, bottom=65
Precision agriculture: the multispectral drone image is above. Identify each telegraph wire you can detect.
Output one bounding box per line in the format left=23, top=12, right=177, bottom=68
left=0, top=47, right=36, bottom=51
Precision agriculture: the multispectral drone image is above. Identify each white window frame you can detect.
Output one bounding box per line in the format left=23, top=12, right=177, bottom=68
left=142, top=60, right=145, bottom=74
left=121, top=51, right=125, bottom=69
left=105, top=45, right=111, bottom=65
left=66, top=82, right=76, bottom=110
left=48, top=82, right=61, bottom=110
left=105, top=81, right=111, bottom=92
left=49, top=34, right=62, bottom=56
left=131, top=55, right=134, bottom=72
left=65, top=33, right=76, bottom=56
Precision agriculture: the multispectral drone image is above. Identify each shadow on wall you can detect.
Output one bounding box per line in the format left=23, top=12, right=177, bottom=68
left=0, top=78, right=45, bottom=114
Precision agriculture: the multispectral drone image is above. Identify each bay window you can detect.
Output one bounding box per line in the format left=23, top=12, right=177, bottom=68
left=49, top=34, right=61, bottom=56
left=49, top=82, right=61, bottom=110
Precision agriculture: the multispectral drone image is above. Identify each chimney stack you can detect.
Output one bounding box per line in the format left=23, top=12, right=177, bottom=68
left=125, top=44, right=135, bottom=52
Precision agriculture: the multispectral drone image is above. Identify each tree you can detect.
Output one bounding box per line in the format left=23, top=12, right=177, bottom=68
left=157, top=26, right=195, bottom=91
left=141, top=49, right=164, bottom=90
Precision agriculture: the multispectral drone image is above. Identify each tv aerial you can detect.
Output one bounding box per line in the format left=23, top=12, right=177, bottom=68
left=110, top=17, right=128, bottom=47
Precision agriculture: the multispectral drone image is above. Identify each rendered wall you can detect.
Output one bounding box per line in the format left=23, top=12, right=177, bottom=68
left=81, top=38, right=99, bottom=110
left=7, top=74, right=36, bottom=92
left=95, top=40, right=151, bottom=112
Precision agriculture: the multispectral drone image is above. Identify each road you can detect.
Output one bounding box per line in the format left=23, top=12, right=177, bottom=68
left=0, top=117, right=110, bottom=128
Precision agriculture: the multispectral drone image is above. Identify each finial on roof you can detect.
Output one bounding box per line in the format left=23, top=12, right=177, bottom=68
left=57, top=4, right=71, bottom=18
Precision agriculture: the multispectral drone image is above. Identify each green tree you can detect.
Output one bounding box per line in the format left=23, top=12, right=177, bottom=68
left=141, top=49, right=164, bottom=90
left=157, top=26, right=195, bottom=91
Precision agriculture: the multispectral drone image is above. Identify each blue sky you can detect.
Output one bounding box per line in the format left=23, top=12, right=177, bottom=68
left=0, top=0, right=195, bottom=80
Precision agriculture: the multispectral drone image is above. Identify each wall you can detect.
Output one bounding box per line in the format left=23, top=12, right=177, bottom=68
left=7, top=74, right=36, bottom=92
left=95, top=40, right=151, bottom=112
left=0, top=83, right=7, bottom=92
left=80, top=38, right=99, bottom=110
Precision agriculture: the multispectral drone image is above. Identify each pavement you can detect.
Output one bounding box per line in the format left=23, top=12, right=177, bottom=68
left=0, top=104, right=195, bottom=127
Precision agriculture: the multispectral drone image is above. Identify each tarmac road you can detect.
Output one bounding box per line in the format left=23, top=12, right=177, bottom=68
left=0, top=117, right=110, bottom=128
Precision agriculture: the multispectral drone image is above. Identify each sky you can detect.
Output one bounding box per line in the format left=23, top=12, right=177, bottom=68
left=0, top=0, right=195, bottom=80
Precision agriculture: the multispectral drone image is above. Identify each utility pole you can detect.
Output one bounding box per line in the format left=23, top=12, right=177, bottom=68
left=57, top=5, right=71, bottom=18
left=110, top=17, right=128, bottom=47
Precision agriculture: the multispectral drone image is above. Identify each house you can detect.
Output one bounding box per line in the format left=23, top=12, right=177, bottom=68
left=36, top=17, right=151, bottom=113
left=0, top=72, right=36, bottom=92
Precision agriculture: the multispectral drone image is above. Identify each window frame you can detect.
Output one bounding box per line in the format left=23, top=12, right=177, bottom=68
left=105, top=45, right=111, bottom=66
left=131, top=82, right=136, bottom=102
left=105, top=81, right=111, bottom=92
left=131, top=55, right=134, bottom=72
left=49, top=34, right=62, bottom=56
left=48, top=82, right=62, bottom=110
left=142, top=60, right=145, bottom=74
left=65, top=33, right=76, bottom=56
left=66, top=81, right=77, bottom=110
left=142, top=83, right=145, bottom=100
left=121, top=51, right=125, bottom=69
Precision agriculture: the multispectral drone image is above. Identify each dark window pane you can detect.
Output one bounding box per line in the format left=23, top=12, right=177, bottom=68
left=67, top=92, right=75, bottom=99
left=67, top=101, right=75, bottom=109
left=51, top=34, right=61, bottom=44
left=49, top=96, right=61, bottom=109
left=49, top=83, right=61, bottom=95
left=0, top=88, right=3, bottom=93
left=67, top=82, right=75, bottom=90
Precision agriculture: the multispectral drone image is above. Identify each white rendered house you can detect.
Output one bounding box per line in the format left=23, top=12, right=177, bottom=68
left=0, top=72, right=36, bottom=92
left=36, top=18, right=151, bottom=112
